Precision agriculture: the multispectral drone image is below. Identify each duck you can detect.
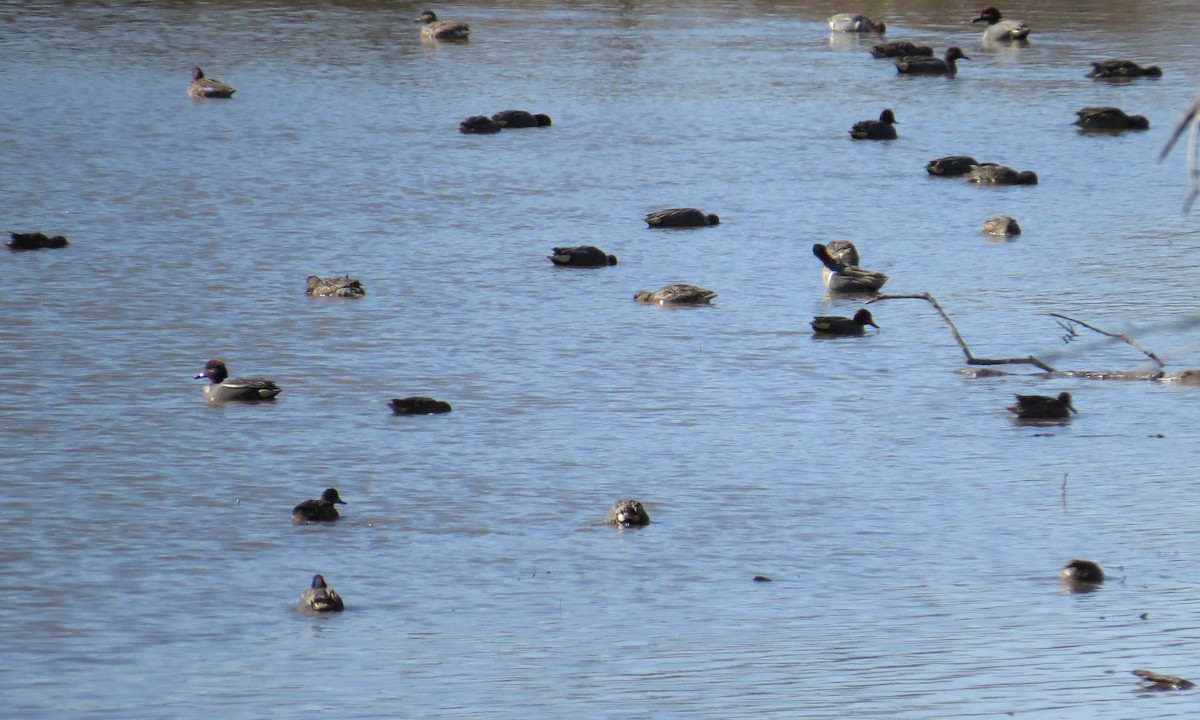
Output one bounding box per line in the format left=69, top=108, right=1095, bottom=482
left=389, top=396, right=453, bottom=414
left=972, top=5, right=1030, bottom=42
left=547, top=245, right=617, bottom=267
left=1133, top=670, right=1196, bottom=691
left=634, top=284, right=716, bottom=305
left=1087, top=59, right=1162, bottom=79
left=415, top=9, right=469, bottom=41
left=492, top=110, right=552, bottom=128
left=7, top=232, right=69, bottom=250
left=644, top=208, right=719, bottom=228
left=1007, top=392, right=1076, bottom=419
left=1074, top=107, right=1149, bottom=131
left=895, top=46, right=969, bottom=75
left=828, top=14, right=886, bottom=33
left=299, top=574, right=344, bottom=613
left=967, top=164, right=1038, bottom=185
left=1059, top=559, right=1104, bottom=584
left=187, top=66, right=236, bottom=98
left=811, top=308, right=878, bottom=335
left=813, top=242, right=888, bottom=294
left=982, top=216, right=1021, bottom=236
left=925, top=155, right=980, bottom=176
left=194, top=359, right=282, bottom=402
left=849, top=108, right=898, bottom=140
left=869, top=41, right=933, bottom=59
left=459, top=115, right=502, bottom=134
left=605, top=499, right=650, bottom=527
left=292, top=488, right=347, bottom=523
left=306, top=275, right=366, bottom=297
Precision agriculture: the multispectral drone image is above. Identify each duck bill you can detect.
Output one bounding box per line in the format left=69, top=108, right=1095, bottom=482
left=971, top=16, right=986, bottom=23
left=193, top=372, right=207, bottom=379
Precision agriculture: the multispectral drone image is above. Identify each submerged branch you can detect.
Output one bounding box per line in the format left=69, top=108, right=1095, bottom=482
left=867, top=293, right=1057, bottom=372
left=1048, top=313, right=1165, bottom=367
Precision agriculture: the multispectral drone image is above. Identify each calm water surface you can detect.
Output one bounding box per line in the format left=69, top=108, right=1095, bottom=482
left=4, top=0, right=1200, bottom=717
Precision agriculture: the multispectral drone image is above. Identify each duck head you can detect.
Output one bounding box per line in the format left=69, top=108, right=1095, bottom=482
left=972, top=5, right=1003, bottom=24
left=853, top=309, right=879, bottom=328
left=321, top=488, right=347, bottom=505
left=194, top=358, right=229, bottom=383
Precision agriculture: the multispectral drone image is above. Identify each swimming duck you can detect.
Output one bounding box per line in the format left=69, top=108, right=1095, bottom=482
left=925, top=156, right=980, bottom=176
left=972, top=6, right=1030, bottom=42
left=1074, top=107, right=1149, bottom=131
left=415, top=9, right=469, bottom=41
left=895, top=47, right=969, bottom=75
left=7, top=232, right=69, bottom=250
left=869, top=41, right=932, bottom=59
left=813, top=242, right=888, bottom=294
left=811, top=309, right=878, bottom=335
left=644, top=208, right=720, bottom=228
left=605, top=499, right=650, bottom=527
left=828, top=14, right=885, bottom=33
left=547, top=245, right=618, bottom=267
left=306, top=275, right=366, bottom=297
left=187, top=66, right=236, bottom=98
left=982, top=216, right=1021, bottom=236
left=849, top=108, right=898, bottom=140
left=1059, top=559, right=1104, bottom=584
left=459, top=115, right=502, bottom=134
left=194, top=359, right=282, bottom=402
left=388, top=397, right=453, bottom=414
left=299, top=574, right=344, bottom=613
left=634, top=284, right=716, bottom=305
left=967, top=164, right=1038, bottom=185
left=1007, top=392, right=1075, bottom=419
left=492, top=110, right=552, bottom=128
left=1133, top=670, right=1195, bottom=691
left=1087, top=60, right=1162, bottom=79
left=292, top=488, right=347, bottom=523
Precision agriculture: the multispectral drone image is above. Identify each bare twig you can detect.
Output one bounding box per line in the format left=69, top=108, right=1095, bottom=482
left=1048, top=313, right=1166, bottom=368
left=867, top=293, right=1057, bottom=372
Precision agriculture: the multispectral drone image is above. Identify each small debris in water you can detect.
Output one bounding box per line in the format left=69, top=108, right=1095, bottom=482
left=753, top=575, right=772, bottom=582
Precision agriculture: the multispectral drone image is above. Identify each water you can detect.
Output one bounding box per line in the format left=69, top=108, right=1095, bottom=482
left=4, top=0, right=1200, bottom=716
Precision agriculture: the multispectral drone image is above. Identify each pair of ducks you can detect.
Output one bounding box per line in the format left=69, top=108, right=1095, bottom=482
left=925, top=156, right=1039, bottom=185
left=810, top=241, right=884, bottom=335
left=194, top=359, right=452, bottom=413
left=459, top=110, right=552, bottom=134
left=832, top=5, right=1028, bottom=42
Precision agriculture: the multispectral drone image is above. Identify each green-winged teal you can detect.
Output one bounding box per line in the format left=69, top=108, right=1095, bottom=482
left=968, top=164, right=1038, bottom=185
left=634, top=284, right=716, bottom=305
left=389, top=397, right=452, bottom=415
left=1059, top=559, right=1104, bottom=584
left=1087, top=60, right=1161, bottom=79
left=828, top=14, right=885, bottom=33
left=187, top=66, right=235, bottom=98
left=7, top=232, right=68, bottom=250
left=492, top=110, right=551, bottom=128
left=299, top=574, right=344, bottom=613
left=811, top=308, right=878, bottom=335
left=973, top=6, right=1030, bottom=42
left=925, top=155, right=979, bottom=176
left=850, top=108, right=898, bottom=140
left=982, top=216, right=1021, bottom=236
left=194, top=359, right=281, bottom=402
left=1008, top=392, right=1075, bottom=419
left=1074, top=107, right=1149, bottom=131
left=306, top=275, right=366, bottom=297
left=605, top=499, right=650, bottom=527
left=460, top=115, right=502, bottom=134
left=644, top=208, right=719, bottom=228
left=547, top=246, right=617, bottom=267
left=292, top=488, right=347, bottom=523
left=416, top=10, right=469, bottom=41
left=895, top=47, right=968, bottom=75
left=813, top=242, right=888, bottom=293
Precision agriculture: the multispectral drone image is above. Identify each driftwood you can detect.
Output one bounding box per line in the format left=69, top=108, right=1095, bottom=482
left=868, top=294, right=1172, bottom=377
left=867, top=293, right=1057, bottom=372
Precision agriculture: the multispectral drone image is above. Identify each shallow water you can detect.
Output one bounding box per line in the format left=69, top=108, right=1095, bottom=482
left=4, top=0, right=1200, bottom=717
